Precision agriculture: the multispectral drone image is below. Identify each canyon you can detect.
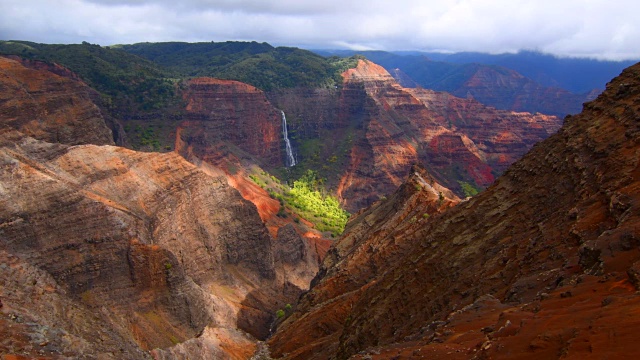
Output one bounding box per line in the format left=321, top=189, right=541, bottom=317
left=0, top=42, right=565, bottom=212
left=0, top=56, right=326, bottom=359
left=1, top=44, right=637, bottom=360
left=319, top=50, right=614, bottom=118
left=268, top=60, right=640, bottom=359
left=269, top=59, right=561, bottom=211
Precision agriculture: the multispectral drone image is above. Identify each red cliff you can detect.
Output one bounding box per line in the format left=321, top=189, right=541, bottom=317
left=0, top=127, right=326, bottom=358
left=0, top=56, right=113, bottom=145
left=268, top=61, right=640, bottom=359
left=0, top=60, right=331, bottom=358
left=178, top=77, right=283, bottom=167
left=333, top=60, right=561, bottom=211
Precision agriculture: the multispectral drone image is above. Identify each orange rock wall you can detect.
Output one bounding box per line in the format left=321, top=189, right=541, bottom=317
left=268, top=61, right=640, bottom=360
left=0, top=56, right=113, bottom=145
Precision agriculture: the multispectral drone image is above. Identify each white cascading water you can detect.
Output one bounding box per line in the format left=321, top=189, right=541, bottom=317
left=281, top=111, right=297, bottom=167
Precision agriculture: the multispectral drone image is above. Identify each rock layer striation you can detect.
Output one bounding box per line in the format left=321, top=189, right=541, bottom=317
left=0, top=56, right=113, bottom=145
left=268, top=62, right=640, bottom=359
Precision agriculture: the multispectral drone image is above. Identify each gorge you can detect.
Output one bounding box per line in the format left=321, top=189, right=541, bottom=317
left=0, top=41, right=638, bottom=359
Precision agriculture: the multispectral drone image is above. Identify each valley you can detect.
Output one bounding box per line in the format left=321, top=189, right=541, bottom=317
left=1, top=40, right=638, bottom=359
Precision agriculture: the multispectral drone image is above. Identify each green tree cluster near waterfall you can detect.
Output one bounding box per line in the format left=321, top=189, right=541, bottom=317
left=249, top=168, right=350, bottom=237
left=286, top=170, right=350, bottom=237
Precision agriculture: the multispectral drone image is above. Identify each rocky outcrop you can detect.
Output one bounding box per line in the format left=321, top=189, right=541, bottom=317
left=331, top=60, right=561, bottom=211
left=268, top=62, right=640, bottom=359
left=406, top=87, right=560, bottom=175
left=268, top=165, right=461, bottom=359
left=1, top=52, right=559, bottom=218
left=0, top=128, right=315, bottom=358
left=178, top=61, right=561, bottom=213
left=178, top=78, right=283, bottom=167
left=0, top=56, right=113, bottom=145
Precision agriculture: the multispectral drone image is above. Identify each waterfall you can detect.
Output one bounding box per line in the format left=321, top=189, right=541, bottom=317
left=281, top=111, right=297, bottom=167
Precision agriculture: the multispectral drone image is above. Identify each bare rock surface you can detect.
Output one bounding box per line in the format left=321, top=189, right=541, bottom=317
left=0, top=56, right=113, bottom=146
left=0, top=129, right=313, bottom=358
left=268, top=62, right=640, bottom=359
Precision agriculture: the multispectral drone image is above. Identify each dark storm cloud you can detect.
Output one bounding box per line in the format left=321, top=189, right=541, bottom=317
left=1, top=0, right=639, bottom=60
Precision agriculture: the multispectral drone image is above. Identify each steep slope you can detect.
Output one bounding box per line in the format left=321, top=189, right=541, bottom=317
left=268, top=165, right=460, bottom=359
left=0, top=50, right=333, bottom=359
left=0, top=129, right=323, bottom=359
left=268, top=62, right=640, bottom=359
left=318, top=50, right=597, bottom=117
left=1, top=45, right=561, bottom=215
left=0, top=41, right=178, bottom=121
left=406, top=87, right=560, bottom=174
left=326, top=59, right=560, bottom=211
left=0, top=55, right=113, bottom=145
left=177, top=77, right=283, bottom=167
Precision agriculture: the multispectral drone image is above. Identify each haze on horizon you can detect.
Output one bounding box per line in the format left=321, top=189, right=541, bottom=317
left=1, top=0, right=639, bottom=61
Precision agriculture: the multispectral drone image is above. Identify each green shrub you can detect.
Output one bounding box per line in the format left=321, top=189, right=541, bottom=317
left=285, top=170, right=349, bottom=234
left=458, top=181, right=480, bottom=198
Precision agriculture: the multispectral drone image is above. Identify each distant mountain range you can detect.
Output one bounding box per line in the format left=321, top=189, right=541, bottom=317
left=314, top=49, right=637, bottom=117
left=396, top=50, right=637, bottom=92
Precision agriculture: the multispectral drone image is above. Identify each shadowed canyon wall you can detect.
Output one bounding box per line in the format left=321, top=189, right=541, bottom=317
left=268, top=61, right=640, bottom=359
left=0, top=56, right=324, bottom=359
left=1, top=52, right=601, bottom=359
left=269, top=60, right=561, bottom=211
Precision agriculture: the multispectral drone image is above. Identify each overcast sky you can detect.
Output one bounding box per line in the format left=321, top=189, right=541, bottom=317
left=1, top=0, right=638, bottom=60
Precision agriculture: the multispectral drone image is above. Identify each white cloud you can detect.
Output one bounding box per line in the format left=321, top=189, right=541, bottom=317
left=1, top=0, right=639, bottom=59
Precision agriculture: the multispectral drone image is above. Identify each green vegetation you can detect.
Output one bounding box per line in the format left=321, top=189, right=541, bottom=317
left=115, top=41, right=274, bottom=75
left=275, top=304, right=294, bottom=320
left=0, top=41, right=363, bottom=152
left=0, top=41, right=178, bottom=115
left=117, top=41, right=361, bottom=91
left=248, top=167, right=350, bottom=236
left=283, top=127, right=358, bottom=192
left=286, top=170, right=350, bottom=236
left=458, top=181, right=480, bottom=198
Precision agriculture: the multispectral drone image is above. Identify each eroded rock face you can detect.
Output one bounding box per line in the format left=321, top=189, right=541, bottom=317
left=267, top=60, right=561, bottom=212
left=334, top=60, right=561, bottom=211
left=0, top=129, right=312, bottom=358
left=406, top=87, right=561, bottom=176
left=178, top=78, right=283, bottom=167
left=0, top=56, right=113, bottom=145
left=268, top=62, right=640, bottom=359
left=268, top=165, right=460, bottom=359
